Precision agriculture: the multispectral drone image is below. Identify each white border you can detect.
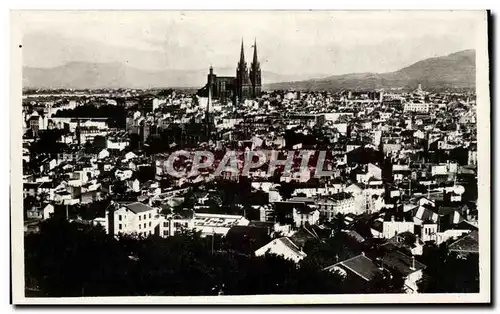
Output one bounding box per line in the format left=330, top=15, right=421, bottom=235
left=8, top=8, right=491, bottom=305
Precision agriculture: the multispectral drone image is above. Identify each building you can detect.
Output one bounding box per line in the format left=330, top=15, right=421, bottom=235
left=345, top=182, right=385, bottom=214
left=448, top=230, right=479, bottom=258
left=324, top=254, right=383, bottom=287
left=292, top=207, right=320, bottom=228
left=109, top=202, right=161, bottom=237
left=381, top=250, right=426, bottom=293
left=191, top=212, right=250, bottom=237
left=198, top=39, right=262, bottom=103
left=382, top=211, right=415, bottom=239
left=404, top=102, right=430, bottom=113
left=26, top=203, right=54, bottom=220
left=316, top=192, right=356, bottom=220
left=255, top=237, right=307, bottom=264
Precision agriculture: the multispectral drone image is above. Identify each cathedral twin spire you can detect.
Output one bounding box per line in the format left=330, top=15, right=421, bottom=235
left=238, top=38, right=261, bottom=90
left=238, top=38, right=259, bottom=73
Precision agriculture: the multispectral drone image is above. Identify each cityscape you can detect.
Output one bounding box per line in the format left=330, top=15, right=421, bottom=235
left=17, top=11, right=484, bottom=301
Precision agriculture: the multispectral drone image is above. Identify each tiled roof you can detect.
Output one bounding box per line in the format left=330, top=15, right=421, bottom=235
left=123, top=202, right=155, bottom=214
left=382, top=250, right=426, bottom=276
left=325, top=254, right=381, bottom=282
left=278, top=237, right=307, bottom=258
left=448, top=230, right=479, bottom=253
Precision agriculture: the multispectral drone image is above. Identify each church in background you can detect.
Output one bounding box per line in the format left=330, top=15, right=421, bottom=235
left=198, top=39, right=262, bottom=103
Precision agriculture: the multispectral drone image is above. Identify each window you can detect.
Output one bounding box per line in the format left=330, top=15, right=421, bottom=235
left=149, top=222, right=151, bottom=227
left=118, top=215, right=122, bottom=221
left=119, top=224, right=122, bottom=230
left=149, top=213, right=151, bottom=219
left=139, top=216, right=141, bottom=221
left=164, top=221, right=169, bottom=228
left=163, top=230, right=168, bottom=236
left=144, top=214, right=147, bottom=220
left=144, top=223, right=146, bottom=228
left=139, top=224, right=141, bottom=229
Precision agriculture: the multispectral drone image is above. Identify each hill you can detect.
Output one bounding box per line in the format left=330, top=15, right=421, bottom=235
left=266, top=49, right=475, bottom=91
left=22, top=63, right=317, bottom=90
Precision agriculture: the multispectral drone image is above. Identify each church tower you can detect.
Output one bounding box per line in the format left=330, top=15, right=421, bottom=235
left=250, top=38, right=262, bottom=98
left=236, top=39, right=252, bottom=102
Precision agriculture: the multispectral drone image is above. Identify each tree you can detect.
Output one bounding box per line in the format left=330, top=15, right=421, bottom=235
left=277, top=183, right=295, bottom=200
left=24, top=218, right=355, bottom=297
left=418, top=243, right=479, bottom=293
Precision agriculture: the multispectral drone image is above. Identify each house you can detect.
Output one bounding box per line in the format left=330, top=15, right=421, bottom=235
left=124, top=151, right=138, bottom=161
left=345, top=182, right=385, bottom=214
left=255, top=237, right=307, bottom=264
left=436, top=214, right=477, bottom=245
left=413, top=200, right=438, bottom=226
left=381, top=250, right=426, bottom=293
left=383, top=232, right=425, bottom=256
left=273, top=199, right=315, bottom=227
left=316, top=192, right=356, bottom=219
left=382, top=211, right=414, bottom=239
left=26, top=203, right=54, bottom=220
left=23, top=182, right=42, bottom=198
left=356, top=163, right=382, bottom=184
left=109, top=202, right=161, bottom=237
left=324, top=254, right=383, bottom=287
left=126, top=178, right=141, bottom=193
left=98, top=149, right=110, bottom=160
left=292, top=207, right=320, bottom=228
left=158, top=210, right=195, bottom=237
left=254, top=204, right=274, bottom=222
left=448, top=230, right=479, bottom=258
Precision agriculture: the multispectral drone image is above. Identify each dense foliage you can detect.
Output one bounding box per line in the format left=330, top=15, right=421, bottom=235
left=53, top=104, right=126, bottom=129
left=25, top=218, right=346, bottom=297
left=418, top=243, right=480, bottom=293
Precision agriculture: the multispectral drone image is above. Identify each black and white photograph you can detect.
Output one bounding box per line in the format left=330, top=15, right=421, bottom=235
left=9, top=10, right=491, bottom=304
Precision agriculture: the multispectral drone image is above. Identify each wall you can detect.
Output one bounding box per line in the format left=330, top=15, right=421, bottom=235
left=383, top=221, right=414, bottom=238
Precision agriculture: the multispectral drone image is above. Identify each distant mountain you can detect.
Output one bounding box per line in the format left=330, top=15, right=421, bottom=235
left=266, top=49, right=476, bottom=91
left=22, top=49, right=475, bottom=91
left=22, top=62, right=319, bottom=90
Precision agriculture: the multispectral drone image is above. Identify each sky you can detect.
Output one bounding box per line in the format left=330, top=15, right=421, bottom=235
left=18, top=11, right=483, bottom=76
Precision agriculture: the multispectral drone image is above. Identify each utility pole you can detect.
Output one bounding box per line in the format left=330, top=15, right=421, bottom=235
left=211, top=228, right=215, bottom=255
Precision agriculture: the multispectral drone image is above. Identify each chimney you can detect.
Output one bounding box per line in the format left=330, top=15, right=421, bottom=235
left=410, top=256, right=416, bottom=270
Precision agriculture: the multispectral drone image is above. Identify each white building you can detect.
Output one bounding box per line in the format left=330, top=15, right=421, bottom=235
left=292, top=208, right=320, bottom=228
left=316, top=193, right=356, bottom=220
left=255, top=237, right=307, bottom=264
left=192, top=213, right=250, bottom=237
left=382, top=213, right=414, bottom=239
left=109, top=202, right=161, bottom=237
left=404, top=103, right=429, bottom=113
left=345, top=183, right=385, bottom=214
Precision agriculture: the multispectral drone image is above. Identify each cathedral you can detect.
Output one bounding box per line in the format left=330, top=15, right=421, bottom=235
left=198, top=39, right=262, bottom=103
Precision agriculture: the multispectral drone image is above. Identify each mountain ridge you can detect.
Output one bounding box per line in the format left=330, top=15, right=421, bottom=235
left=266, top=49, right=475, bottom=91
left=22, top=62, right=322, bottom=90
left=22, top=49, right=475, bottom=90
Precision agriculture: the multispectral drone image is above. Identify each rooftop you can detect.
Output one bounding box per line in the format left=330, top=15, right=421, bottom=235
left=448, top=230, right=479, bottom=253
left=325, top=254, right=381, bottom=282
left=122, top=202, right=156, bottom=214
left=193, top=213, right=245, bottom=228
left=382, top=250, right=426, bottom=276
